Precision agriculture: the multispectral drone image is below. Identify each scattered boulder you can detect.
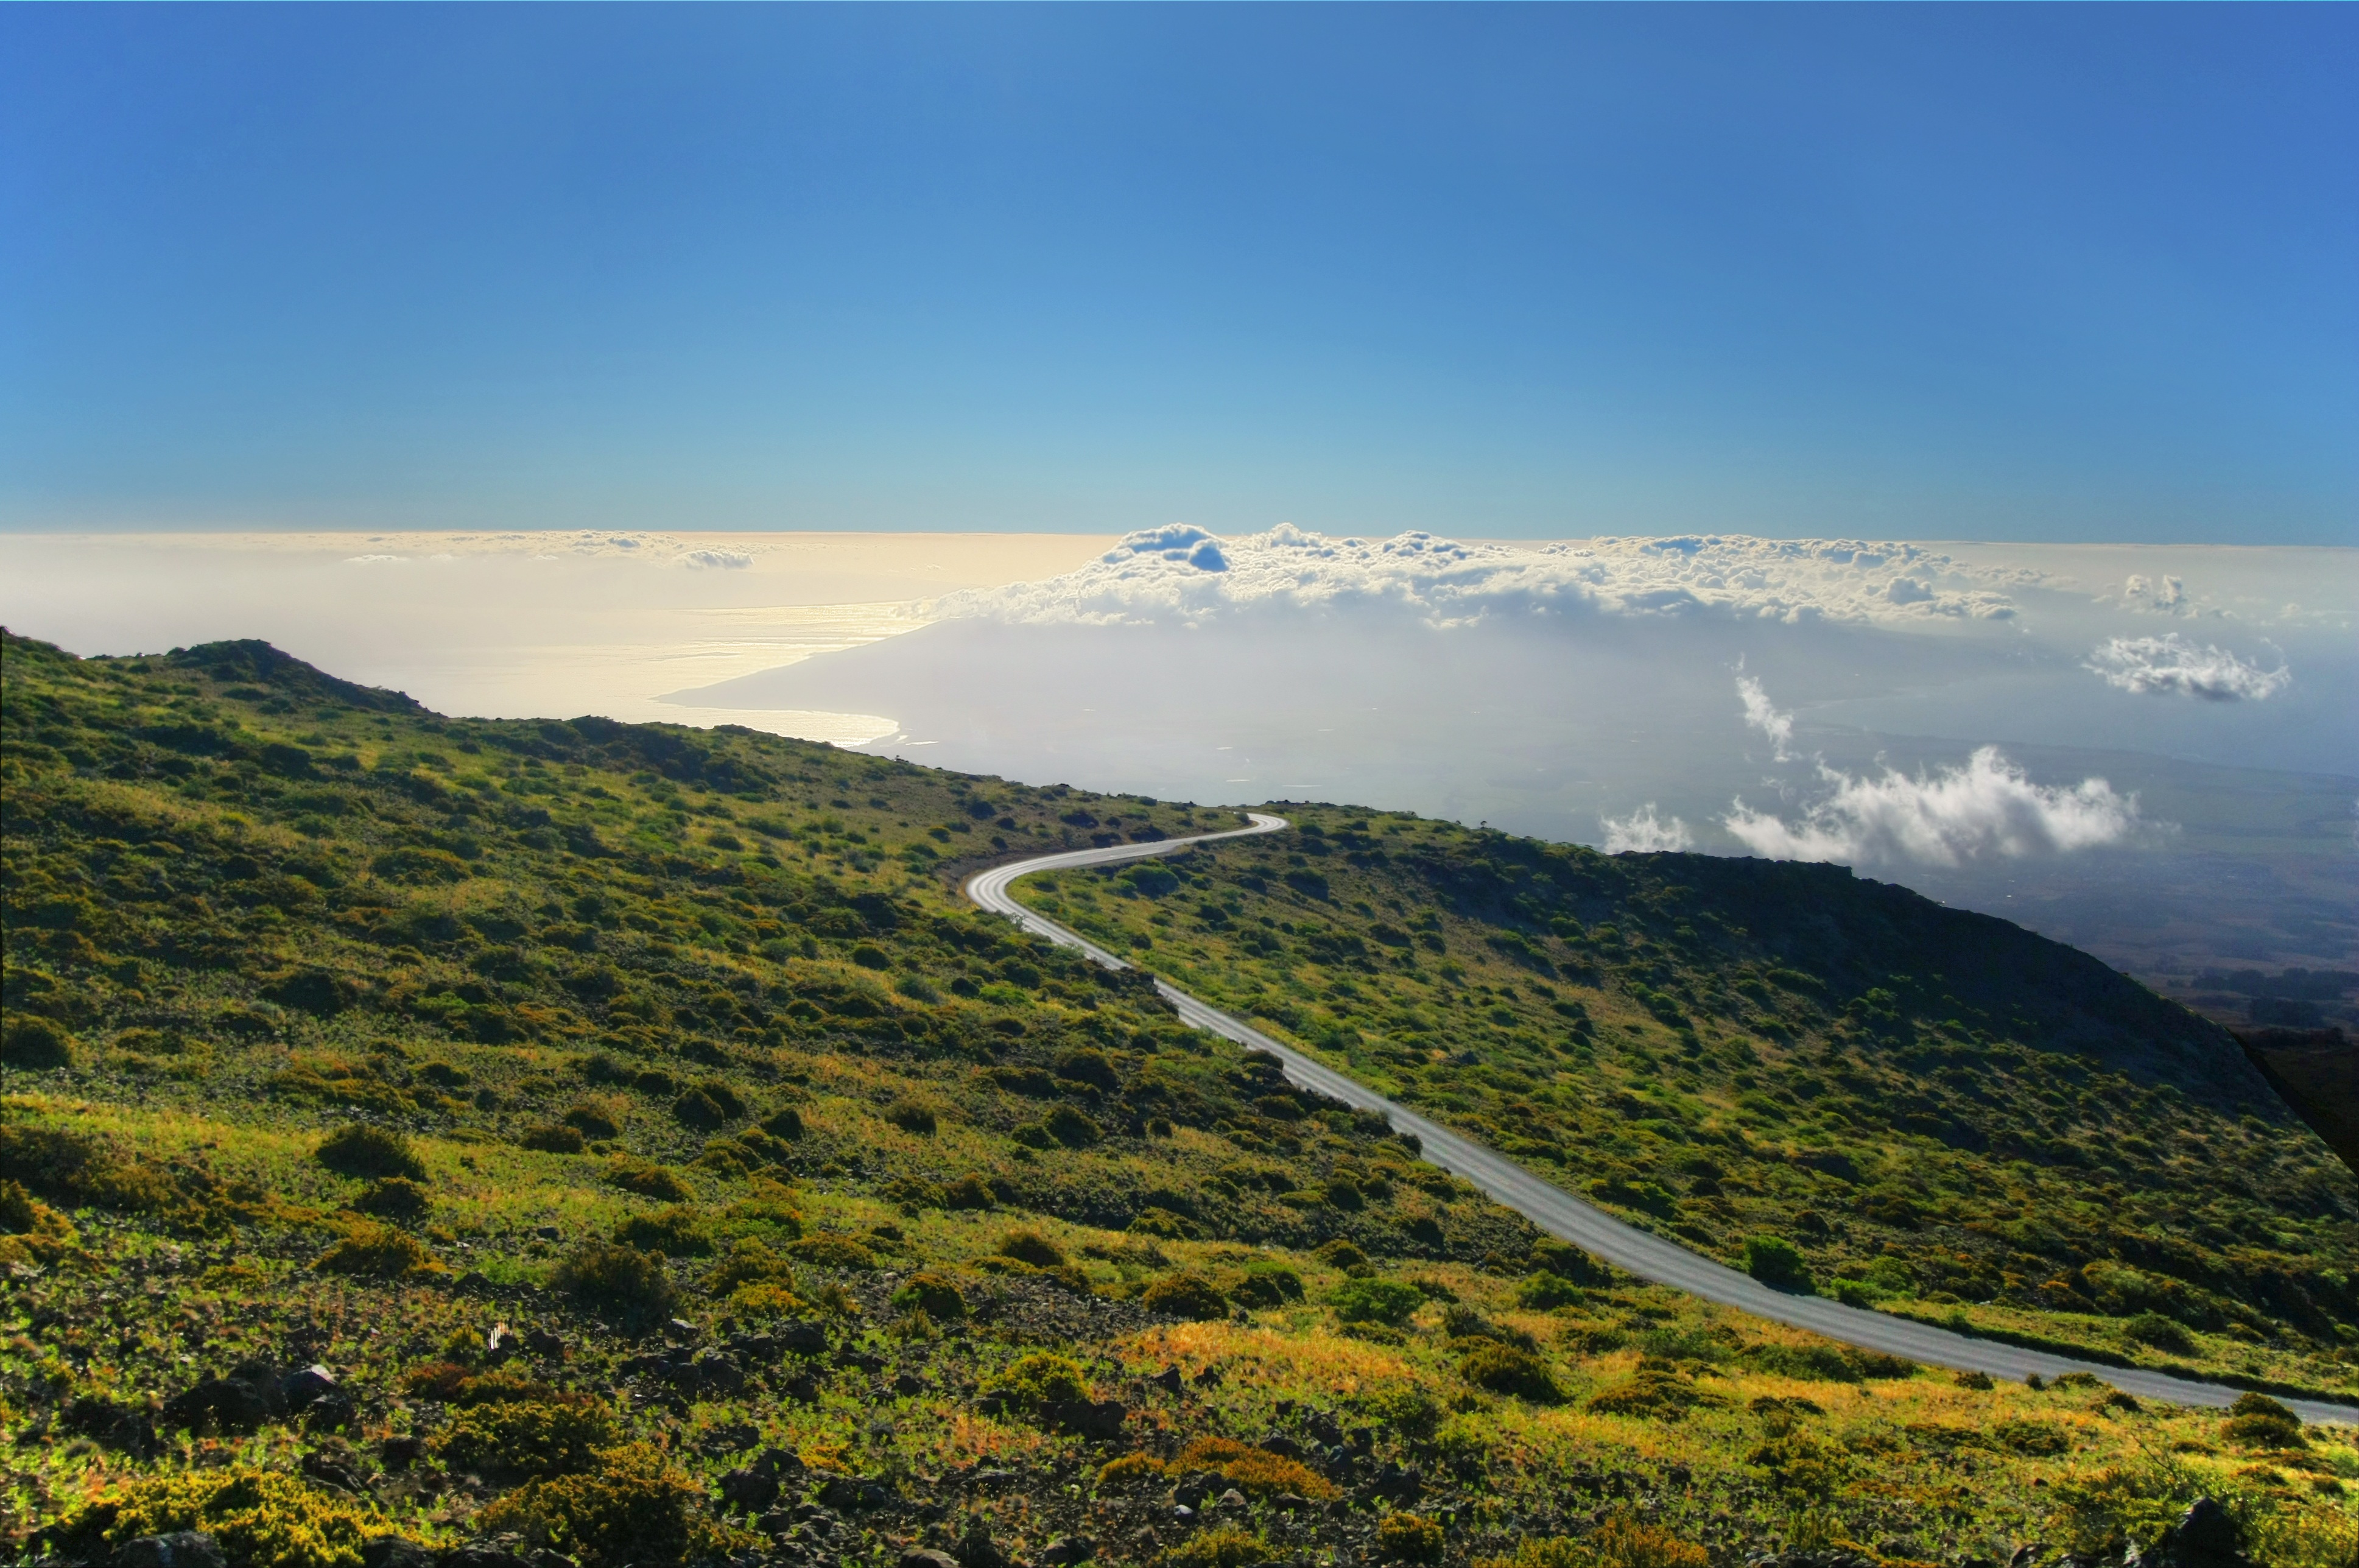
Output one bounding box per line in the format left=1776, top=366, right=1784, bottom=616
left=1044, top=1398, right=1128, bottom=1441
left=162, top=1360, right=286, bottom=1434
left=360, top=1539, right=434, bottom=1568
left=281, top=1364, right=338, bottom=1409
left=2131, top=1499, right=2255, bottom=1568
left=111, top=1534, right=225, bottom=1568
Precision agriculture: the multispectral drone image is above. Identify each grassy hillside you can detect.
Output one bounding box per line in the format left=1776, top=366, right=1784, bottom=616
left=4, top=632, right=2357, bottom=1568
left=1013, top=814, right=2359, bottom=1397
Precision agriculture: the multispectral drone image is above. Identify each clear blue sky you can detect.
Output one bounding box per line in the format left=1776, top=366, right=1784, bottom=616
left=2, top=5, right=2352, bottom=543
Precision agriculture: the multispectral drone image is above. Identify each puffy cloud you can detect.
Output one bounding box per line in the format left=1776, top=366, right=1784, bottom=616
left=1736, top=674, right=1795, bottom=761
left=1723, top=747, right=2139, bottom=867
left=2119, top=574, right=2188, bottom=613
left=683, top=549, right=754, bottom=570
left=2085, top=634, right=2290, bottom=701
left=936, top=526, right=2027, bottom=630
left=1601, top=804, right=1693, bottom=854
left=343, top=554, right=406, bottom=566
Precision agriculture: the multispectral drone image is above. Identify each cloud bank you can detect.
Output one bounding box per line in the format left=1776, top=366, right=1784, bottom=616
left=1601, top=804, right=1694, bottom=853
left=1723, top=748, right=2140, bottom=867
left=2086, top=634, right=2291, bottom=701
left=936, top=526, right=2028, bottom=631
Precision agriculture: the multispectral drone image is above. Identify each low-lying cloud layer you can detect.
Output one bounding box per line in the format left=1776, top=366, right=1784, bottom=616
left=938, top=525, right=2028, bottom=630
left=2086, top=633, right=2291, bottom=702
left=1723, top=747, right=2142, bottom=867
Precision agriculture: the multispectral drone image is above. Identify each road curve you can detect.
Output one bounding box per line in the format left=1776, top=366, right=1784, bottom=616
left=965, top=812, right=2359, bottom=1426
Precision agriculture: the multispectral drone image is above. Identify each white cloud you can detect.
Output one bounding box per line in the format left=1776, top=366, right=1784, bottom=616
left=1735, top=673, right=1795, bottom=761
left=2119, top=574, right=2188, bottom=613
left=683, top=549, right=754, bottom=570
left=1601, top=804, right=1693, bottom=853
left=2085, top=634, right=2290, bottom=701
left=343, top=554, right=406, bottom=566
left=935, top=526, right=2028, bottom=630
left=1722, top=747, right=2140, bottom=867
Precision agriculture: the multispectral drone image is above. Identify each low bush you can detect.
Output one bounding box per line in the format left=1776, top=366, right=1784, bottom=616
left=1459, top=1343, right=1563, bottom=1403
left=437, top=1398, right=617, bottom=1480
left=1377, top=1513, right=1446, bottom=1564
left=314, top=1222, right=438, bottom=1278
left=1142, top=1272, right=1228, bottom=1321
left=478, top=1441, right=714, bottom=1568
left=0, top=1179, right=77, bottom=1265
left=520, top=1123, right=588, bottom=1155
left=892, top=1271, right=968, bottom=1320
left=60, top=1467, right=390, bottom=1568
left=1176, top=1436, right=1340, bottom=1501
left=997, top=1228, right=1066, bottom=1268
left=2223, top=1393, right=2307, bottom=1450
left=314, top=1124, right=425, bottom=1181
left=882, top=1097, right=940, bottom=1134
left=2, top=1016, right=76, bottom=1069
left=605, top=1157, right=693, bottom=1202
left=1743, top=1236, right=1813, bottom=1295
left=1517, top=1271, right=1588, bottom=1310
left=349, top=1176, right=431, bottom=1222
left=1478, top=1517, right=1708, bottom=1568
left=2122, top=1311, right=2195, bottom=1354
left=613, top=1204, right=712, bottom=1257
left=1162, top=1525, right=1273, bottom=1568
left=991, top=1352, right=1091, bottom=1407
left=788, top=1234, right=879, bottom=1271
left=1328, top=1277, right=1424, bottom=1326
left=554, top=1242, right=678, bottom=1322
left=1231, top=1261, right=1304, bottom=1308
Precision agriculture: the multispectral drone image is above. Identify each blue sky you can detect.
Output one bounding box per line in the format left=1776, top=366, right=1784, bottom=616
left=2, top=5, right=2352, bottom=543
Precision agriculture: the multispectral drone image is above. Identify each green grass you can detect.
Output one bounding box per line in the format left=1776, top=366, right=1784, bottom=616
left=4, top=631, right=2357, bottom=1568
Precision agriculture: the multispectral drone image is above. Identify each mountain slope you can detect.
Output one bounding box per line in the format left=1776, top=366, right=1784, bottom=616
left=5, top=632, right=2358, bottom=1568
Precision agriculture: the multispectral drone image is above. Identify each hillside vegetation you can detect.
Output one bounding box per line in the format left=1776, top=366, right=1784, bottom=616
left=4, top=632, right=2357, bottom=1568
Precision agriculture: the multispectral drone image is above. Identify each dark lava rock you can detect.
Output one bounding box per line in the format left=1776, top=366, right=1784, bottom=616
left=1150, top=1368, right=1184, bottom=1393
left=902, top=1552, right=962, bottom=1568
left=112, top=1533, right=225, bottom=1568
left=1366, top=1462, right=1422, bottom=1504
left=955, top=1521, right=1007, bottom=1568
left=1256, top=1433, right=1305, bottom=1458
left=162, top=1361, right=286, bottom=1434
left=776, top=1321, right=829, bottom=1357
left=301, top=1452, right=366, bottom=1494
left=64, top=1395, right=159, bottom=1458
left=723, top=1468, right=782, bottom=1514
left=1746, top=1554, right=1875, bottom=1568
left=1044, top=1399, right=1127, bottom=1441
left=282, top=1365, right=339, bottom=1410
left=524, top=1328, right=568, bottom=1360
left=815, top=1475, right=892, bottom=1512
left=2132, top=1499, right=2255, bottom=1568
left=1040, top=1539, right=1095, bottom=1566
left=360, top=1538, right=435, bottom=1568
left=442, top=1547, right=532, bottom=1568
left=380, top=1435, right=425, bottom=1470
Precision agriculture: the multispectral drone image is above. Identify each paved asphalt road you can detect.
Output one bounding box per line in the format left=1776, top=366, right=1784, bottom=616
left=965, top=811, right=2359, bottom=1426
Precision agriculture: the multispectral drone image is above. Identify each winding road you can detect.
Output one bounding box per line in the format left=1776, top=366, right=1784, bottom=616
left=966, top=812, right=2359, bottom=1426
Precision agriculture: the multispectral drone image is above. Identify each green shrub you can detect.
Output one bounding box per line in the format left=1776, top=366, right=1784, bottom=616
left=1042, top=1105, right=1102, bottom=1147
left=315, top=1124, right=426, bottom=1181
left=760, top=1106, right=806, bottom=1141
left=0, top=1179, right=76, bottom=1265
left=1479, top=1517, right=1708, bottom=1568
left=2047, top=1456, right=2206, bottom=1559
left=1743, top=1236, right=1813, bottom=1294
left=2223, top=1393, right=2307, bottom=1450
left=997, top=1228, right=1066, bottom=1268
left=1174, top=1436, right=1340, bottom=1500
left=349, top=1176, right=430, bottom=1222
left=1517, top=1271, right=1587, bottom=1310
left=2123, top=1312, right=2195, bottom=1354
left=520, top=1123, right=588, bottom=1155
left=554, top=1242, right=678, bottom=1321
left=314, top=1222, right=438, bottom=1278
left=882, top=1097, right=940, bottom=1134
left=1328, top=1277, right=1424, bottom=1326
left=63, top=1468, right=392, bottom=1568
left=1993, top=1419, right=2069, bottom=1455
left=1231, top=1261, right=1305, bottom=1308
left=1378, top=1513, right=1446, bottom=1564
left=562, top=1100, right=623, bottom=1139
left=944, top=1173, right=994, bottom=1209
left=1130, top=1206, right=1199, bottom=1239
left=706, top=1236, right=798, bottom=1298
left=1, top=1016, right=75, bottom=1070
left=892, top=1271, right=968, bottom=1320
left=1142, top=1272, right=1228, bottom=1321
left=789, top=1234, right=879, bottom=1271
left=613, top=1204, right=712, bottom=1257
left=437, top=1398, right=617, bottom=1479
left=1460, top=1343, right=1564, bottom=1403
left=605, top=1157, right=693, bottom=1201
left=991, top=1352, right=1092, bottom=1407
left=1161, top=1525, right=1272, bottom=1568
left=479, top=1441, right=714, bottom=1568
